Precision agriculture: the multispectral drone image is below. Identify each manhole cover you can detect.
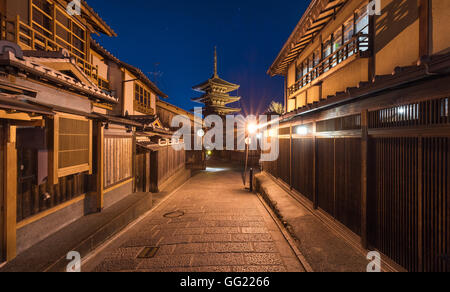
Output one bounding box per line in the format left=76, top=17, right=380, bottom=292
left=137, top=247, right=159, bottom=259
left=163, top=211, right=185, bottom=218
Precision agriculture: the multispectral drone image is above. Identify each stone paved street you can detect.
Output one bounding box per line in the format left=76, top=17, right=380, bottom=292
left=83, top=165, right=304, bottom=272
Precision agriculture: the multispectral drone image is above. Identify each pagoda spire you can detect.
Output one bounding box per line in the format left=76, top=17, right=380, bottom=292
left=214, top=46, right=218, bottom=77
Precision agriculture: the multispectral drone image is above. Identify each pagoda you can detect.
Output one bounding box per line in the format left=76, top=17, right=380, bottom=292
left=192, top=48, right=241, bottom=116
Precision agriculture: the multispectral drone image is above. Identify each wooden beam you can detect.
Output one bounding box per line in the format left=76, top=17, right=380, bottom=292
left=419, top=0, right=431, bottom=57
left=418, top=137, right=423, bottom=272
left=361, top=110, right=369, bottom=249
left=0, top=110, right=32, bottom=121
left=96, top=121, right=104, bottom=211
left=313, top=122, right=318, bottom=209
left=289, top=125, right=293, bottom=189
left=3, top=124, right=17, bottom=261
left=368, top=14, right=376, bottom=81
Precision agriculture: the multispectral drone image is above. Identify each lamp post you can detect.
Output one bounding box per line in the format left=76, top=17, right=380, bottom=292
left=244, top=122, right=258, bottom=191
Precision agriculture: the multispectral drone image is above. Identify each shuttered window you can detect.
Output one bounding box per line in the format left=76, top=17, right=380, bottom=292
left=104, top=137, right=133, bottom=188
left=52, top=113, right=92, bottom=183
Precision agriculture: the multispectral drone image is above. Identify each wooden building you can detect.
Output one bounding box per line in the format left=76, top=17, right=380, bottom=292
left=266, top=0, right=450, bottom=272
left=0, top=0, right=189, bottom=263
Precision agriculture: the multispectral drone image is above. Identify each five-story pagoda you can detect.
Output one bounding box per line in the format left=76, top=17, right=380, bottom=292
left=192, top=48, right=241, bottom=116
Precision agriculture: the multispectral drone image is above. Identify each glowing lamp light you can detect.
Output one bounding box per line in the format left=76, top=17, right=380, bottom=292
left=269, top=129, right=277, bottom=138
left=245, top=137, right=252, bottom=145
left=296, top=126, right=308, bottom=135
left=207, top=150, right=213, bottom=156
left=197, top=129, right=205, bottom=137
left=256, top=133, right=263, bottom=140
left=398, top=107, right=406, bottom=115
left=247, top=123, right=258, bottom=135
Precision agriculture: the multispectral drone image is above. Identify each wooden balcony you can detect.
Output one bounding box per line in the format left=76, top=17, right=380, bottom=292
left=0, top=14, right=100, bottom=86
left=134, top=100, right=155, bottom=115
left=288, top=33, right=370, bottom=97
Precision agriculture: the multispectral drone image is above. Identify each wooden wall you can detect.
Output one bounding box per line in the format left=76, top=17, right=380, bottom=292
left=263, top=94, right=450, bottom=272
left=16, top=173, right=88, bottom=223
left=104, top=137, right=132, bottom=189
left=151, top=146, right=185, bottom=192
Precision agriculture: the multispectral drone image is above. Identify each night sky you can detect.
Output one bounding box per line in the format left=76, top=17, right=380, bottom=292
left=89, top=0, right=308, bottom=115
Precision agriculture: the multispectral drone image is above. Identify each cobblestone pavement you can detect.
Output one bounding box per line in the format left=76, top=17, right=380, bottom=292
left=84, top=165, right=304, bottom=272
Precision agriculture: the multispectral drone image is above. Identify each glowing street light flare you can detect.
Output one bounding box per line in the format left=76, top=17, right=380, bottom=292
left=296, top=126, right=308, bottom=135
left=247, top=123, right=258, bottom=134
left=197, top=129, right=205, bottom=137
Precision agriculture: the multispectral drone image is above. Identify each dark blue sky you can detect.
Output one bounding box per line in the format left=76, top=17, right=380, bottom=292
left=89, top=0, right=307, bottom=115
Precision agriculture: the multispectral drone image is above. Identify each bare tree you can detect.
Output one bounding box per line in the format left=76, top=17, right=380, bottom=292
left=266, top=101, right=284, bottom=115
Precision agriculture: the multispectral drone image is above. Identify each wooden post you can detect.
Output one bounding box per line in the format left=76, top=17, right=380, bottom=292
left=145, top=152, right=151, bottom=193
left=4, top=124, right=17, bottom=261
left=419, top=0, right=431, bottom=57
left=418, top=137, right=423, bottom=272
left=150, top=151, right=159, bottom=193
left=0, top=122, right=4, bottom=261
left=361, top=110, right=369, bottom=249
left=289, top=125, right=293, bottom=189
left=95, top=122, right=104, bottom=211
left=132, top=134, right=136, bottom=193
left=313, top=122, right=318, bottom=209
left=368, top=14, right=376, bottom=81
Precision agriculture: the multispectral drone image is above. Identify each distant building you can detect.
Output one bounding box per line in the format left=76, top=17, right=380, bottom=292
left=192, top=48, right=241, bottom=116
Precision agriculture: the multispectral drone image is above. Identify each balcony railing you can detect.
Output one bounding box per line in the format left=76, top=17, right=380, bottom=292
left=1, top=14, right=100, bottom=86
left=134, top=100, right=155, bottom=115
left=288, top=33, right=370, bottom=97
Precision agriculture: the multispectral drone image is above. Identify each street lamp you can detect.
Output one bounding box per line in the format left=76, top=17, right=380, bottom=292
left=247, top=123, right=258, bottom=135
left=296, top=126, right=308, bottom=135
left=197, top=129, right=205, bottom=137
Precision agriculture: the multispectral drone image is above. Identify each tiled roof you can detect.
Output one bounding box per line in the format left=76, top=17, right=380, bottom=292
left=0, top=50, right=118, bottom=104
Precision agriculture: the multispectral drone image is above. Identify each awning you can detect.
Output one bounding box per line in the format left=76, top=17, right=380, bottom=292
left=94, top=113, right=144, bottom=127
left=0, top=95, right=54, bottom=116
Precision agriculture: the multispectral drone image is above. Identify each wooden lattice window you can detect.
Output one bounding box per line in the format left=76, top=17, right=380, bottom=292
left=52, top=113, right=92, bottom=184
left=104, top=137, right=133, bottom=188
left=30, top=0, right=87, bottom=59
left=134, top=82, right=155, bottom=115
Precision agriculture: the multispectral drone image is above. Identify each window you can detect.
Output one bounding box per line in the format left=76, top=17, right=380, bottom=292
left=134, top=82, right=155, bottom=115
left=343, top=18, right=354, bottom=42
left=356, top=7, right=369, bottom=35
left=53, top=113, right=92, bottom=184
left=104, top=137, right=133, bottom=188
left=323, top=37, right=332, bottom=72
left=296, top=63, right=303, bottom=82
left=31, top=0, right=87, bottom=60
left=333, top=27, right=343, bottom=65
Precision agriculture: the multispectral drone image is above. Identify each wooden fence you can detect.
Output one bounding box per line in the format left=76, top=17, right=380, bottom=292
left=150, top=146, right=186, bottom=192
left=262, top=96, right=450, bottom=272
